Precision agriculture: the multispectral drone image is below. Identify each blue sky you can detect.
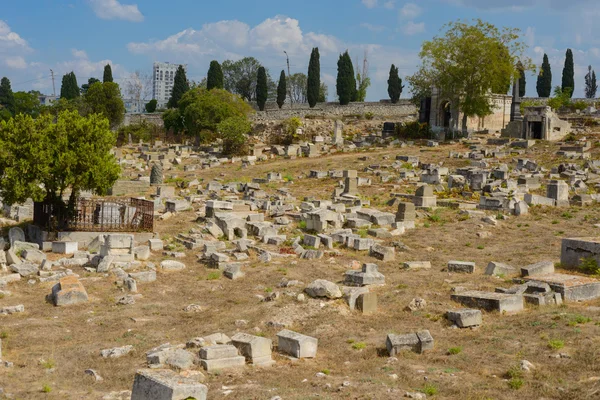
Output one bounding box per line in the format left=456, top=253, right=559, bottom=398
left=2, top=0, right=600, bottom=100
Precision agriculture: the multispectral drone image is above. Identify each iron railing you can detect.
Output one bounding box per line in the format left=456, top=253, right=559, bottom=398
left=34, top=197, right=154, bottom=232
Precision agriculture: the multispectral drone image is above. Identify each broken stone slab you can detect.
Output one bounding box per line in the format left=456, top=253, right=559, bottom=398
left=403, top=261, right=431, bottom=270
left=160, top=260, right=186, bottom=272
left=101, top=345, right=134, bottom=358
left=129, top=271, right=156, bottom=283
left=10, top=262, right=38, bottom=277
left=148, top=239, right=164, bottom=251
left=223, top=264, right=244, bottom=280
left=133, top=246, right=150, bottom=261
left=523, top=273, right=600, bottom=301
left=447, top=261, right=476, bottom=274
left=386, top=330, right=434, bottom=355
left=51, top=275, right=89, bottom=306
left=343, top=286, right=370, bottom=310
left=21, top=249, right=46, bottom=264
left=8, top=227, right=25, bottom=248
left=369, top=244, right=395, bottom=261
left=146, top=345, right=196, bottom=370
left=305, top=279, right=342, bottom=299
left=0, top=304, right=24, bottom=315
left=451, top=291, right=523, bottom=313
left=231, top=333, right=275, bottom=367
left=276, top=329, right=318, bottom=359
left=447, top=309, right=482, bottom=328
left=521, top=261, right=555, bottom=277
left=485, top=261, right=518, bottom=276
left=131, top=369, right=207, bottom=400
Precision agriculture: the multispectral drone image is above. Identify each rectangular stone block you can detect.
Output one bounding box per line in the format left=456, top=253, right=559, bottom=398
left=51, top=241, right=78, bottom=255
left=403, top=261, right=431, bottom=270
left=386, top=333, right=419, bottom=355
left=200, top=356, right=245, bottom=372
left=51, top=275, right=88, bottom=306
left=560, top=237, right=600, bottom=269
left=199, top=345, right=238, bottom=360
left=276, top=330, right=318, bottom=359
left=448, top=261, right=476, bottom=274
left=451, top=290, right=524, bottom=313
left=447, top=309, right=482, bottom=328
left=523, top=273, right=600, bottom=301
left=356, top=292, right=377, bottom=314
left=231, top=333, right=272, bottom=361
left=131, top=369, right=208, bottom=400
left=521, top=261, right=555, bottom=277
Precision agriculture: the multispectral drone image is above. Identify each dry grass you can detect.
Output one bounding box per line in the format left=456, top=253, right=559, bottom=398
left=2, top=133, right=600, bottom=399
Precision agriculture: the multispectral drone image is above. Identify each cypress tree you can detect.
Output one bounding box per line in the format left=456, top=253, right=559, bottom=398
left=336, top=51, right=356, bottom=106
left=60, top=72, right=80, bottom=100
left=387, top=64, right=403, bottom=103
left=103, top=64, right=113, bottom=83
left=517, top=61, right=526, bottom=97
left=585, top=65, right=598, bottom=99
left=276, top=70, right=286, bottom=109
left=256, top=66, right=268, bottom=111
left=307, top=47, right=320, bottom=108
left=562, top=49, right=574, bottom=98
left=207, top=60, right=224, bottom=90
left=536, top=54, right=552, bottom=98
left=168, top=65, right=189, bottom=109
left=0, top=77, right=15, bottom=114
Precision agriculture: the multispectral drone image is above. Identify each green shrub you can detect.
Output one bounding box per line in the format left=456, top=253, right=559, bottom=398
left=420, top=383, right=438, bottom=396
left=548, top=339, right=565, bottom=350
left=352, top=342, right=367, bottom=350
left=42, top=385, right=52, bottom=393
left=508, top=378, right=524, bottom=390
left=447, top=346, right=462, bottom=355
left=364, top=112, right=374, bottom=120
left=396, top=121, right=432, bottom=140
left=579, top=257, right=600, bottom=275
left=206, top=271, right=221, bottom=280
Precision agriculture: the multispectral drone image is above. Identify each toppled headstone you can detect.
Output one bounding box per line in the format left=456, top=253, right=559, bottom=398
left=447, top=261, right=476, bottom=274
left=51, top=276, right=89, bottom=306
left=386, top=330, right=434, bottom=355
left=447, top=309, right=482, bottom=328
left=305, top=279, right=342, bottom=299
left=451, top=291, right=523, bottom=313
left=344, top=263, right=385, bottom=286
left=485, top=261, right=517, bottom=276
left=131, top=369, right=207, bottom=400
left=199, top=345, right=245, bottom=372
left=276, top=330, right=318, bottom=359
left=231, top=333, right=275, bottom=367
left=521, top=261, right=555, bottom=277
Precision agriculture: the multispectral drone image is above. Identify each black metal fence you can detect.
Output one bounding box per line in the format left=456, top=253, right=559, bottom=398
left=34, top=198, right=154, bottom=232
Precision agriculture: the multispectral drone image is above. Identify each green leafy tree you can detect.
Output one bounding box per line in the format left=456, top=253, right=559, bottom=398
left=276, top=70, right=287, bottom=109
left=207, top=60, right=224, bottom=90
left=337, top=51, right=357, bottom=105
left=103, top=64, right=113, bottom=83
left=217, top=116, right=252, bottom=155
left=0, top=77, right=15, bottom=116
left=60, top=72, right=80, bottom=100
left=164, top=88, right=253, bottom=142
left=562, top=49, right=574, bottom=98
left=318, top=82, right=328, bottom=103
left=356, top=72, right=371, bottom=102
left=256, top=66, right=268, bottom=111
left=81, top=78, right=100, bottom=95
left=222, top=57, right=267, bottom=101
left=585, top=65, right=598, bottom=99
left=307, top=47, right=320, bottom=107
left=0, top=111, right=120, bottom=212
left=83, top=82, right=126, bottom=129
left=145, top=99, right=158, bottom=113
left=517, top=61, right=526, bottom=97
left=14, top=92, right=41, bottom=118
left=168, top=65, right=189, bottom=109
left=387, top=64, right=403, bottom=103
left=408, top=19, right=530, bottom=131
left=288, top=73, right=308, bottom=103
left=537, top=54, right=552, bottom=98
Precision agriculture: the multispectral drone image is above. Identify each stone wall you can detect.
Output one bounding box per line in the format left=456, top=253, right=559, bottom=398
left=250, top=101, right=417, bottom=122
left=123, top=113, right=164, bottom=128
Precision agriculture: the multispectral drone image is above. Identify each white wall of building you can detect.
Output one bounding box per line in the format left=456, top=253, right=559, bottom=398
left=152, top=62, right=186, bottom=109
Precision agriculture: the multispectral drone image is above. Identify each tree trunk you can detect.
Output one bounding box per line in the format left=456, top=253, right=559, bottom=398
left=461, top=113, right=468, bottom=135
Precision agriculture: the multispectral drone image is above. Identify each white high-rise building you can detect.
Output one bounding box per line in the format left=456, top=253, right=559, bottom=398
left=152, top=62, right=187, bottom=109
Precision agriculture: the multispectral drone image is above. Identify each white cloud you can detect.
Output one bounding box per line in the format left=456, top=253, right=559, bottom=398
left=5, top=56, right=27, bottom=69
left=88, top=0, right=144, bottom=22
left=360, top=23, right=386, bottom=33
left=383, top=1, right=395, bottom=9
left=402, top=21, right=425, bottom=35
left=127, top=15, right=417, bottom=101
left=72, top=49, right=88, bottom=59
left=361, top=0, right=378, bottom=8
left=400, top=3, right=422, bottom=19
left=445, top=0, right=592, bottom=9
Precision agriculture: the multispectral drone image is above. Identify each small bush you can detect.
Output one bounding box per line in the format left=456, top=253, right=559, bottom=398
left=42, top=385, right=52, bottom=393
left=447, top=346, right=462, bottom=355
left=364, top=111, right=374, bottom=120
left=396, top=121, right=432, bottom=140
left=321, top=369, right=331, bottom=375
left=352, top=342, right=367, bottom=350
left=298, top=220, right=307, bottom=230
left=508, top=378, right=524, bottom=390
left=579, top=257, right=600, bottom=275
left=548, top=339, right=565, bottom=350
left=420, top=383, right=438, bottom=396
